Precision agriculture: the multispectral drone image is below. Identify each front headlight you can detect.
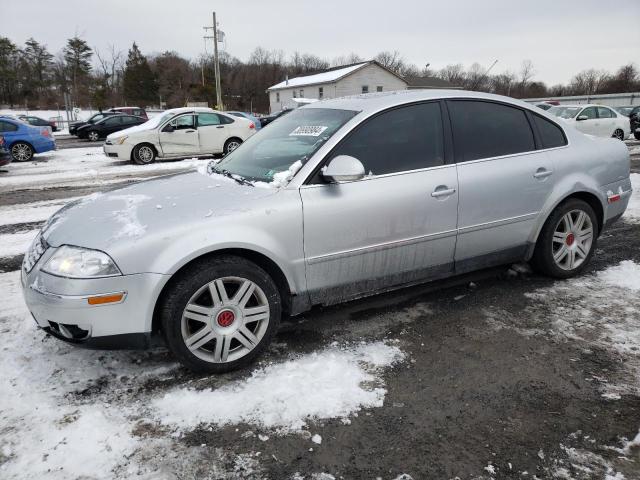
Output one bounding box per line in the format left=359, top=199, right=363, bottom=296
left=116, top=136, right=128, bottom=145
left=42, top=246, right=121, bottom=278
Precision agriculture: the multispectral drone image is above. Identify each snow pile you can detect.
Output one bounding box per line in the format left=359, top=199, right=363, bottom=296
left=597, top=260, right=640, bottom=291
left=153, top=341, right=404, bottom=431
left=624, top=173, right=640, bottom=223
left=0, top=230, right=39, bottom=257
left=110, top=194, right=150, bottom=239
left=0, top=197, right=82, bottom=228
left=271, top=160, right=303, bottom=188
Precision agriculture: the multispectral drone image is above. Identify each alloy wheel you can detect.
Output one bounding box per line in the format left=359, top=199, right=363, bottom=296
left=226, top=141, right=240, bottom=154
left=180, top=276, right=270, bottom=363
left=552, top=209, right=594, bottom=271
left=11, top=143, right=32, bottom=161
left=612, top=129, right=624, bottom=141
left=138, top=146, right=154, bottom=163
left=88, top=131, right=99, bottom=142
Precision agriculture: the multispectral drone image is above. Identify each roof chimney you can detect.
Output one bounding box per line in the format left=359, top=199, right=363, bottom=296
left=285, top=75, right=289, bottom=86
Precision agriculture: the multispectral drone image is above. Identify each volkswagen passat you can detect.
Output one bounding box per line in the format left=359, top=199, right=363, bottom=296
left=22, top=90, right=631, bottom=372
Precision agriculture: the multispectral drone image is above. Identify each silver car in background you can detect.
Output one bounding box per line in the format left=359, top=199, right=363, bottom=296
left=21, top=90, right=631, bottom=372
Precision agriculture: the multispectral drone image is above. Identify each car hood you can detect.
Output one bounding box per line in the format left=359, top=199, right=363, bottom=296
left=41, top=170, right=279, bottom=254
left=106, top=122, right=154, bottom=140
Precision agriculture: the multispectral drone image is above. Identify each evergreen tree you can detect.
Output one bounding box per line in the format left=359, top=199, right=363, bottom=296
left=0, top=37, right=20, bottom=106
left=123, top=43, right=158, bottom=106
left=22, top=38, right=54, bottom=99
left=63, top=36, right=93, bottom=103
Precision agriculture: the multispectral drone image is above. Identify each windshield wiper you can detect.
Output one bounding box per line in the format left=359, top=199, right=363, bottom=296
left=211, top=165, right=254, bottom=187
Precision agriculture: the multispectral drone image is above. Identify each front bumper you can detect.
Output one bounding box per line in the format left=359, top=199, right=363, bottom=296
left=21, top=249, right=168, bottom=349
left=103, top=142, right=132, bottom=160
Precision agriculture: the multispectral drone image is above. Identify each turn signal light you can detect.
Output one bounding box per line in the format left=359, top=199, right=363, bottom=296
left=87, top=293, right=125, bottom=305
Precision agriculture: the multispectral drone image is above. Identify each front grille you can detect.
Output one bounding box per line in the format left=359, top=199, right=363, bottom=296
left=23, top=232, right=48, bottom=273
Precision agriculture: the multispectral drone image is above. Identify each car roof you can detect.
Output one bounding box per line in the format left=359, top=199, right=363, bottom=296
left=304, top=89, right=543, bottom=114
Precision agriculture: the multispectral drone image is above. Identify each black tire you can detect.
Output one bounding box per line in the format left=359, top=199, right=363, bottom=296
left=87, top=130, right=100, bottom=142
left=634, top=131, right=640, bottom=141
left=224, top=138, right=242, bottom=155
left=531, top=198, right=599, bottom=279
left=11, top=142, right=34, bottom=162
left=132, top=144, right=156, bottom=165
left=612, top=129, right=625, bottom=141
left=160, top=255, right=281, bottom=373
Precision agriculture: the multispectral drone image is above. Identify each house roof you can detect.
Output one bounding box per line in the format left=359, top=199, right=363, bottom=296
left=404, top=75, right=458, bottom=89
left=267, top=61, right=407, bottom=91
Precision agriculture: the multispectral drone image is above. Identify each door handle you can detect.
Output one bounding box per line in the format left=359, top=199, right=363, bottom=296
left=216, top=126, right=224, bottom=129
left=185, top=129, right=196, bottom=133
left=431, top=187, right=456, bottom=198
left=533, top=168, right=553, bottom=179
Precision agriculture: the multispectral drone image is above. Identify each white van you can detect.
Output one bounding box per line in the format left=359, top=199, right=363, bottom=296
left=103, top=107, right=257, bottom=164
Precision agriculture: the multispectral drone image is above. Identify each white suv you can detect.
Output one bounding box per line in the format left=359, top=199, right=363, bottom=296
left=103, top=107, right=257, bottom=164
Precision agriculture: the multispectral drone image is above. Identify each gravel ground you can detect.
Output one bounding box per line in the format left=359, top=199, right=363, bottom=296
left=0, top=140, right=639, bottom=480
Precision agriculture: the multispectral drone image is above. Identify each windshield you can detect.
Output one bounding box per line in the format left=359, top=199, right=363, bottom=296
left=143, top=112, right=176, bottom=130
left=213, top=108, right=358, bottom=183
left=548, top=106, right=582, bottom=119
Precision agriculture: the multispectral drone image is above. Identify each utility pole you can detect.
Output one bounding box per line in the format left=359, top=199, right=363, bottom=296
left=203, top=12, right=223, bottom=109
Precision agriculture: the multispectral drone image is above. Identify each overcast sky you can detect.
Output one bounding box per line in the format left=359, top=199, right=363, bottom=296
left=3, top=0, right=639, bottom=85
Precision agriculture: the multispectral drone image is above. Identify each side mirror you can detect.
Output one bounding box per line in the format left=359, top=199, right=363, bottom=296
left=576, top=115, right=589, bottom=121
left=321, top=155, right=366, bottom=182
left=163, top=124, right=175, bottom=133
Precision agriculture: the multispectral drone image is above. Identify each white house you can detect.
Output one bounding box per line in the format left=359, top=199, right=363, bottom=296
left=267, top=61, right=409, bottom=113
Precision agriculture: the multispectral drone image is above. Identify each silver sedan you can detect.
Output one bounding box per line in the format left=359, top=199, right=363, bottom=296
left=22, top=90, right=632, bottom=372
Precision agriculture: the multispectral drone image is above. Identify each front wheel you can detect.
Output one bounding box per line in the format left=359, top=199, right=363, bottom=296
left=87, top=130, right=100, bottom=142
left=531, top=199, right=598, bottom=279
left=612, top=129, right=625, bottom=141
left=160, top=256, right=281, bottom=373
left=11, top=142, right=34, bottom=162
left=132, top=144, right=156, bottom=165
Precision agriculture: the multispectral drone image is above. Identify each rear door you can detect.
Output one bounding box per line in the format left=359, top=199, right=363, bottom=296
left=301, top=101, right=459, bottom=304
left=197, top=113, right=225, bottom=154
left=596, top=106, right=616, bottom=136
left=448, top=99, right=558, bottom=271
left=159, top=114, right=200, bottom=155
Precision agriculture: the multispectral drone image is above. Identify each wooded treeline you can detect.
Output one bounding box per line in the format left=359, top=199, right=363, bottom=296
left=1, top=35, right=638, bottom=113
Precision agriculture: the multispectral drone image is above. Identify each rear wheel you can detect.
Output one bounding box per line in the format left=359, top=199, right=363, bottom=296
left=531, top=199, right=598, bottom=279
left=87, top=130, right=100, bottom=142
left=132, top=144, right=156, bottom=165
left=224, top=138, right=242, bottom=155
left=160, top=256, right=281, bottom=373
left=634, top=131, right=640, bottom=140
left=11, top=142, right=34, bottom=162
left=612, top=129, right=625, bottom=141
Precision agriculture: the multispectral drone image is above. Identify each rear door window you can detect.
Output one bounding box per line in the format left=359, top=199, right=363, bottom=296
left=449, top=100, right=535, bottom=162
left=597, top=107, right=613, bottom=118
left=198, top=113, right=221, bottom=126
left=328, top=102, right=445, bottom=175
left=532, top=114, right=567, bottom=149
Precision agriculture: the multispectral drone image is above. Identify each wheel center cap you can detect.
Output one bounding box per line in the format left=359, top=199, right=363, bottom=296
left=216, top=310, right=235, bottom=327
left=566, top=233, right=575, bottom=246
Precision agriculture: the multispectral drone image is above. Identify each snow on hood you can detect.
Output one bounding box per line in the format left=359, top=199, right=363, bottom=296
left=41, top=171, right=278, bottom=253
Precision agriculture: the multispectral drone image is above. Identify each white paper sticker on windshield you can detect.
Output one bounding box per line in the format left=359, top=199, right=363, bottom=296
left=289, top=126, right=328, bottom=137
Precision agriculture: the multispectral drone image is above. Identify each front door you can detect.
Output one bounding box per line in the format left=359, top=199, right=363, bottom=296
left=159, top=114, right=200, bottom=155
left=574, top=106, right=599, bottom=136
left=447, top=99, right=556, bottom=271
left=301, top=101, right=458, bottom=304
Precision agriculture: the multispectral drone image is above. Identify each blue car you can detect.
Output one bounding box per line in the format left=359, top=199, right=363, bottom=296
left=226, top=111, right=262, bottom=130
left=0, top=116, right=56, bottom=162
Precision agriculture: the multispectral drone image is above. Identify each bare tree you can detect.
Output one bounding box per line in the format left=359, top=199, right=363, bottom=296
left=437, top=64, right=466, bottom=87
left=331, top=53, right=363, bottom=67
left=518, top=60, right=536, bottom=97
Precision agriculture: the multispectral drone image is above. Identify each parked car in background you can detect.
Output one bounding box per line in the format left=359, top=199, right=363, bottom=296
left=77, top=115, right=146, bottom=142
left=629, top=106, right=640, bottom=140
left=24, top=90, right=631, bottom=372
left=548, top=104, right=630, bottom=140
left=0, top=135, right=12, bottom=167
left=535, top=101, right=559, bottom=111
left=69, top=111, right=121, bottom=135
left=226, top=111, right=261, bottom=130
left=18, top=115, right=58, bottom=132
left=614, top=106, right=635, bottom=117
left=103, top=107, right=256, bottom=164
left=260, top=108, right=292, bottom=127
left=0, top=116, right=55, bottom=161
left=108, top=107, right=148, bottom=120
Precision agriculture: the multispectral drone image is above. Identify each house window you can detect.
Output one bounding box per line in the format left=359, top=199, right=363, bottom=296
left=300, top=89, right=304, bottom=98
left=362, top=85, right=369, bottom=94
left=376, top=86, right=383, bottom=92
left=276, top=92, right=280, bottom=102
left=319, top=87, right=323, bottom=99
left=292, top=90, right=296, bottom=98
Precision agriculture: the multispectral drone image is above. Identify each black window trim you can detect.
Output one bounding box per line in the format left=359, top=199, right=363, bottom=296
left=303, top=99, right=453, bottom=186
left=527, top=110, right=568, bottom=150
left=446, top=97, right=569, bottom=165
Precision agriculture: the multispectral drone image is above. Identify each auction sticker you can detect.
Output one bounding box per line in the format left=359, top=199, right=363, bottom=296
left=289, top=126, right=328, bottom=137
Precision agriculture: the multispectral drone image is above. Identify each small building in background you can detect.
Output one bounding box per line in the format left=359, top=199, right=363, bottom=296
left=267, top=61, right=409, bottom=113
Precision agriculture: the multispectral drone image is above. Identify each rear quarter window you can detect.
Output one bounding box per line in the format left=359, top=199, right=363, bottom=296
left=532, top=114, right=567, bottom=149
left=0, top=121, right=18, bottom=132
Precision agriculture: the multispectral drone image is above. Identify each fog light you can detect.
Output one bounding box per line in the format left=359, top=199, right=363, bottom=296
left=87, top=293, right=125, bottom=305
